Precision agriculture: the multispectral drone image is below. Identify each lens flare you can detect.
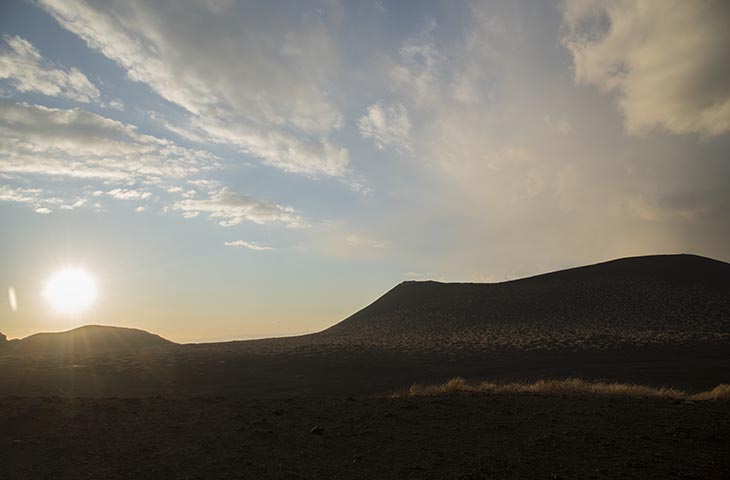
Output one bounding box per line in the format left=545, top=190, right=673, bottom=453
left=8, top=287, right=18, bottom=312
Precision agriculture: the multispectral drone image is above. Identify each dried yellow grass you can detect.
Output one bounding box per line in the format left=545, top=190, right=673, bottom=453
left=395, top=377, right=730, bottom=401
left=690, top=384, right=730, bottom=400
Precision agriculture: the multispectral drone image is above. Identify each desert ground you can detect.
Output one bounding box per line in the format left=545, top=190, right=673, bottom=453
left=1, top=391, right=728, bottom=480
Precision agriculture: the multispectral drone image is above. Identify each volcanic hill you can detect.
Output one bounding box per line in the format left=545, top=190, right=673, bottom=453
left=317, top=254, right=730, bottom=351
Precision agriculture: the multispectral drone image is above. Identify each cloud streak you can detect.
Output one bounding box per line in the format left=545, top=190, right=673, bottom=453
left=0, top=184, right=87, bottom=214
left=39, top=0, right=352, bottom=179
left=224, top=240, right=273, bottom=251
left=173, top=187, right=307, bottom=228
left=0, top=35, right=100, bottom=103
left=0, top=101, right=219, bottom=183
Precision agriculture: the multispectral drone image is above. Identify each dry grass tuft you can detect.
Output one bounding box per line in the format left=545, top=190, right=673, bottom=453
left=395, top=378, right=730, bottom=401
left=690, top=384, right=730, bottom=400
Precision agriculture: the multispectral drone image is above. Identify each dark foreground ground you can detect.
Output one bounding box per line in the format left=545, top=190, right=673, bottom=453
left=1, top=393, right=728, bottom=480
left=2, top=342, right=730, bottom=397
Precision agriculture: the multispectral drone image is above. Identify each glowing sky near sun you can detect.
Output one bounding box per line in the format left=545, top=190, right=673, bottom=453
left=1, top=1, right=729, bottom=342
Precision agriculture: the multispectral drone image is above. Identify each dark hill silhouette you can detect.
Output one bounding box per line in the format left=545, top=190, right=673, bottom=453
left=1, top=325, right=174, bottom=356
left=319, top=254, right=730, bottom=350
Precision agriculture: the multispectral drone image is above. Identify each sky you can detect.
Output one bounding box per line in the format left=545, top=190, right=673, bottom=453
left=1, top=0, right=729, bottom=342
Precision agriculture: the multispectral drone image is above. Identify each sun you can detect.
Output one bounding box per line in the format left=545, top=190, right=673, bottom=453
left=43, top=268, right=97, bottom=315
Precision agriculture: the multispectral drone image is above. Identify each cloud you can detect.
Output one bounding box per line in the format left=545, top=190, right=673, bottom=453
left=106, top=99, right=124, bottom=111
left=39, top=0, right=352, bottom=179
left=105, top=189, right=152, bottom=200
left=0, top=101, right=224, bottom=217
left=389, top=19, right=444, bottom=106
left=0, top=185, right=44, bottom=204
left=560, top=0, right=730, bottom=136
left=358, top=101, right=412, bottom=153
left=0, top=184, right=86, bottom=214
left=345, top=234, right=390, bottom=249
left=173, top=187, right=307, bottom=228
left=0, top=35, right=100, bottom=103
left=224, top=240, right=273, bottom=251
left=0, top=101, right=218, bottom=182
left=308, top=226, right=392, bottom=261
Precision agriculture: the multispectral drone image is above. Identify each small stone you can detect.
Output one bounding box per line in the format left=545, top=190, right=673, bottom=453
left=310, top=425, right=324, bottom=435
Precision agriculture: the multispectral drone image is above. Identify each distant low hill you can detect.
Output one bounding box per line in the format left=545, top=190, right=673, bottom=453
left=319, top=254, right=730, bottom=351
left=0, top=325, right=174, bottom=356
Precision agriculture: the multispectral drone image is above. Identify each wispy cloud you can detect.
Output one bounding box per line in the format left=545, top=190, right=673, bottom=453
left=345, top=234, right=390, bottom=249
left=0, top=101, right=219, bottom=183
left=105, top=189, right=152, bottom=201
left=389, top=19, right=443, bottom=106
left=0, top=101, right=223, bottom=216
left=358, top=101, right=412, bottom=153
left=39, top=0, right=353, bottom=180
left=173, top=187, right=307, bottom=228
left=0, top=184, right=86, bottom=214
left=0, top=35, right=100, bottom=103
left=224, top=240, right=273, bottom=251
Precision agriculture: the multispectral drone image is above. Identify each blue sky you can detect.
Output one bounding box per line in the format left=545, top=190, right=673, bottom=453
left=1, top=0, right=729, bottom=341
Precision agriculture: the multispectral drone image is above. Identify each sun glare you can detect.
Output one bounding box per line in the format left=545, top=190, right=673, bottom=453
left=43, top=268, right=97, bottom=315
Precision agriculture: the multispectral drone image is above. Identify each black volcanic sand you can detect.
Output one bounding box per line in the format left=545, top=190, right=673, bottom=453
left=1, top=343, right=729, bottom=397
left=1, top=394, right=728, bottom=480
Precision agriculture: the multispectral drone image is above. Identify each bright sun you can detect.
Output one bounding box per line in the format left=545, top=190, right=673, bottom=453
left=43, top=268, right=97, bottom=315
